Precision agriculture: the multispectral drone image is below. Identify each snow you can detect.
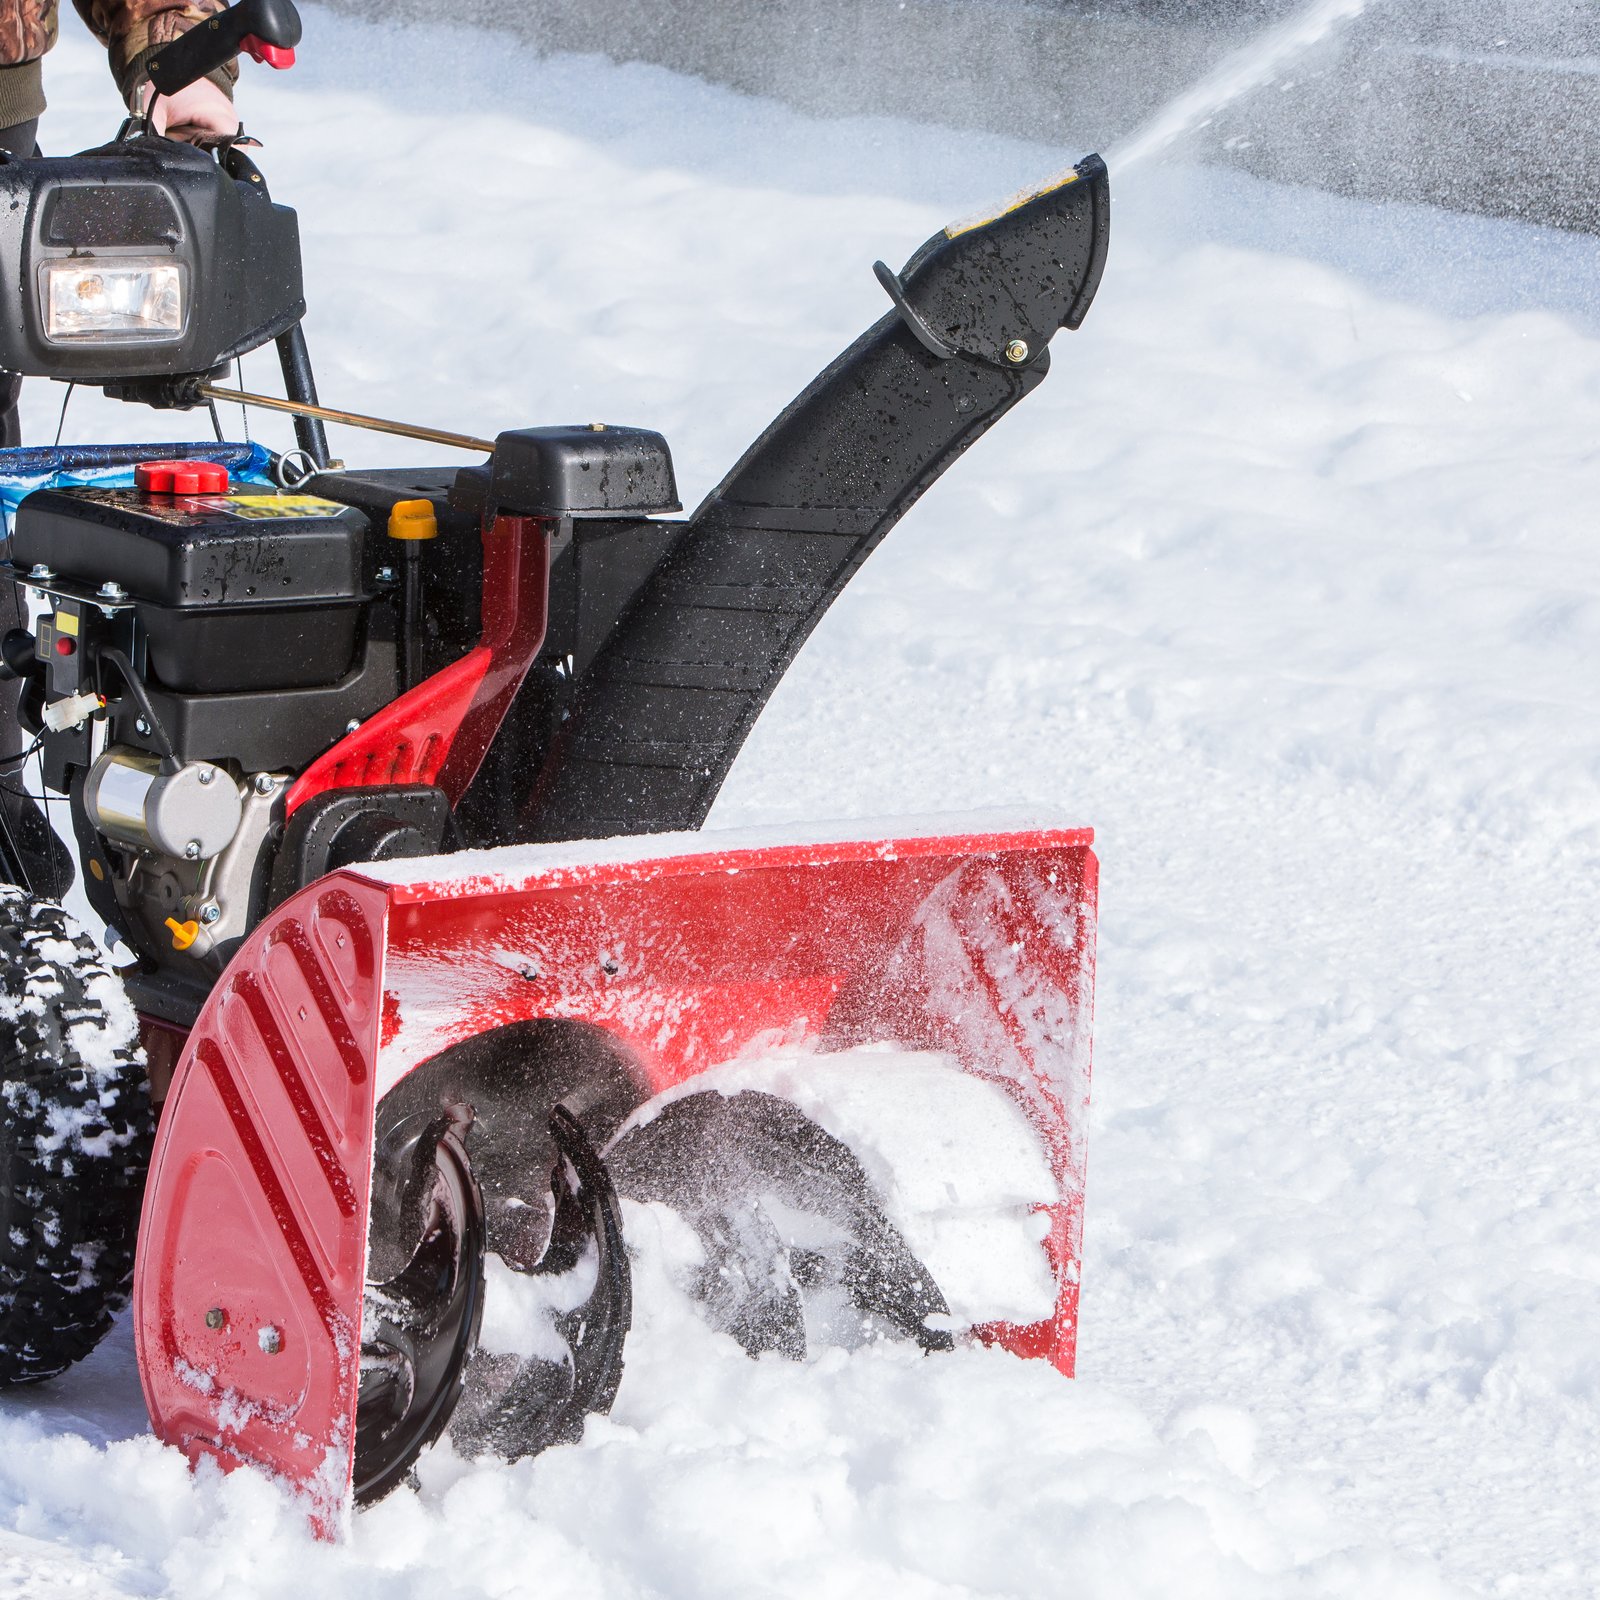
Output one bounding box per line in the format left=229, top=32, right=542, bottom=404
left=620, top=1046, right=1062, bottom=1325
left=354, top=810, right=1087, bottom=893
left=0, top=4, right=1595, bottom=1597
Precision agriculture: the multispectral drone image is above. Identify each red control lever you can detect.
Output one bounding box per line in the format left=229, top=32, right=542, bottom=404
left=240, top=35, right=295, bottom=69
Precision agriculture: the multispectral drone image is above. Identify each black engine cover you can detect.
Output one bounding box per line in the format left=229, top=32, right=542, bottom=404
left=13, top=483, right=372, bottom=692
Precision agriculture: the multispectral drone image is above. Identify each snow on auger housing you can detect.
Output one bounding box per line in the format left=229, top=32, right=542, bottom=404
left=0, top=0, right=1105, bottom=1528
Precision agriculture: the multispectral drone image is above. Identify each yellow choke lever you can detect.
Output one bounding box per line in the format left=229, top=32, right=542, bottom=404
left=164, top=917, right=200, bottom=952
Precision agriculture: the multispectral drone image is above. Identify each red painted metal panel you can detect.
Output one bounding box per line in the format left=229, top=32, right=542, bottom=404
left=283, top=649, right=490, bottom=818
left=135, top=824, right=1095, bottom=1527
left=375, top=828, right=1098, bottom=1370
left=134, top=880, right=389, bottom=1536
left=283, top=512, right=550, bottom=818
left=434, top=515, right=551, bottom=800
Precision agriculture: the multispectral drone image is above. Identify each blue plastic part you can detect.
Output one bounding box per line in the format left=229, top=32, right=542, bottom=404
left=0, top=441, right=278, bottom=533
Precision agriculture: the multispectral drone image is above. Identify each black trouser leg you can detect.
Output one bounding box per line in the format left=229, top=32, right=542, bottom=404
left=0, top=110, right=74, bottom=896
left=0, top=371, right=21, bottom=450
left=0, top=590, right=73, bottom=899
left=0, top=119, right=39, bottom=451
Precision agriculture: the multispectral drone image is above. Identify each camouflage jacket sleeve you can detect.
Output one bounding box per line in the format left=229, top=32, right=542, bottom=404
left=70, top=0, right=238, bottom=106
left=0, top=0, right=59, bottom=75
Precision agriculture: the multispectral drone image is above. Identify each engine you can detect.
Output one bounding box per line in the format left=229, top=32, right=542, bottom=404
left=7, top=459, right=402, bottom=1018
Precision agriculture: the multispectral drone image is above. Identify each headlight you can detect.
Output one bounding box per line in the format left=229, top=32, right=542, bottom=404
left=40, top=258, right=184, bottom=343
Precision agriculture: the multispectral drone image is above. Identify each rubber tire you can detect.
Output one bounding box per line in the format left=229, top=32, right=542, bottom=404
left=0, top=885, right=153, bottom=1386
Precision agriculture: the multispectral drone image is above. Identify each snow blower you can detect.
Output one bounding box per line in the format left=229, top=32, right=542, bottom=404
left=0, top=0, right=1106, bottom=1528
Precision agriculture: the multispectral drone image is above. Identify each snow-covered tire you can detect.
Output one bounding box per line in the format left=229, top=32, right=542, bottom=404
left=0, top=885, right=152, bottom=1387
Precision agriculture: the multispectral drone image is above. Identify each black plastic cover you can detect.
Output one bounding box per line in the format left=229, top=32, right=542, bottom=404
left=0, top=136, right=304, bottom=381
left=14, top=484, right=373, bottom=692
left=489, top=425, right=680, bottom=519
left=13, top=485, right=366, bottom=608
left=269, top=784, right=451, bottom=908
left=885, top=154, right=1110, bottom=367
left=515, top=155, right=1111, bottom=843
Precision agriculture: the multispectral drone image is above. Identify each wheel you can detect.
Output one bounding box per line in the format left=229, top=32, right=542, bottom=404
left=0, top=885, right=153, bottom=1386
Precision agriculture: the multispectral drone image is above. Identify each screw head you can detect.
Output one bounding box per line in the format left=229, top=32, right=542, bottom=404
left=253, top=773, right=275, bottom=796
left=29, top=563, right=53, bottom=581
left=1004, top=339, right=1030, bottom=364
left=258, top=1325, right=283, bottom=1355
left=135, top=716, right=152, bottom=736
left=196, top=766, right=214, bottom=785
left=375, top=566, right=396, bottom=584
left=97, top=580, right=126, bottom=600
left=344, top=719, right=361, bottom=735
left=183, top=840, right=201, bottom=860
left=205, top=1306, right=225, bottom=1329
left=199, top=903, right=221, bottom=925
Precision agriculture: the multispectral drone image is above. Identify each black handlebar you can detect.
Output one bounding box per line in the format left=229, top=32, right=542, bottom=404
left=146, top=0, right=301, bottom=99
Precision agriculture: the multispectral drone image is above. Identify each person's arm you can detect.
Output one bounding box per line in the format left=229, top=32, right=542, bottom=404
left=71, top=0, right=240, bottom=142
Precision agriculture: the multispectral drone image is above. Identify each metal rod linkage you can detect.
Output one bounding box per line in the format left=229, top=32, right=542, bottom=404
left=196, top=383, right=495, bottom=456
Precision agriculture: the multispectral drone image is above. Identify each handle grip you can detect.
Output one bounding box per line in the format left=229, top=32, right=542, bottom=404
left=146, top=0, right=301, bottom=97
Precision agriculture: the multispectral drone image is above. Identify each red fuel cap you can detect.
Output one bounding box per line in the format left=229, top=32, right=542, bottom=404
left=135, top=460, right=230, bottom=495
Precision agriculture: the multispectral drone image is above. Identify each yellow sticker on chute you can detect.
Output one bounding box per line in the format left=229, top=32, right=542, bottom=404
left=944, top=167, right=1081, bottom=240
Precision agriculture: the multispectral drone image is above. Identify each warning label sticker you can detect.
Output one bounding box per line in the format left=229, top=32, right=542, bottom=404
left=58, top=488, right=347, bottom=525
left=191, top=495, right=345, bottom=520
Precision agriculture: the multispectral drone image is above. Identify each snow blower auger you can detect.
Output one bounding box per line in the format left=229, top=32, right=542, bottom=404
left=0, top=0, right=1106, bottom=1527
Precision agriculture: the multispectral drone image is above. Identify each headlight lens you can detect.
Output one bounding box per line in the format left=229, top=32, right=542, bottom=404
left=41, top=258, right=184, bottom=342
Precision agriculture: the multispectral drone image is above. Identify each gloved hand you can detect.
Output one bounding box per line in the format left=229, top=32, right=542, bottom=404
left=135, top=77, right=240, bottom=145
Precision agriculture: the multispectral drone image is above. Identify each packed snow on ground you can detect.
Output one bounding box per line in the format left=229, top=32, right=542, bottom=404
left=1, top=7, right=1595, bottom=1598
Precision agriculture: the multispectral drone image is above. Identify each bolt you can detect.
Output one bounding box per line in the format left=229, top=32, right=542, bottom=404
left=253, top=773, right=275, bottom=796
left=375, top=565, right=396, bottom=584
left=199, top=903, right=221, bottom=925
left=29, top=563, right=53, bottom=581
left=183, top=840, right=201, bottom=860
left=344, top=719, right=361, bottom=735
left=205, top=1307, right=225, bottom=1329
left=258, top=1325, right=283, bottom=1355
left=135, top=716, right=151, bottom=736
left=1004, top=339, right=1030, bottom=364
left=97, top=580, right=126, bottom=601
left=196, top=767, right=214, bottom=785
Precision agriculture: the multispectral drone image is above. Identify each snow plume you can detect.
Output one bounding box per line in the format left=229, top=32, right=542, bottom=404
left=1109, top=0, right=1372, bottom=172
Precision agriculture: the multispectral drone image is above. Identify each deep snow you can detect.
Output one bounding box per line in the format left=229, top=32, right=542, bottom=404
left=0, top=7, right=1595, bottom=1597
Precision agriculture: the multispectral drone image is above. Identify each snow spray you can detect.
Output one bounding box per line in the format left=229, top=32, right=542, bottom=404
left=1107, top=0, right=1370, bottom=171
